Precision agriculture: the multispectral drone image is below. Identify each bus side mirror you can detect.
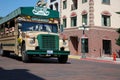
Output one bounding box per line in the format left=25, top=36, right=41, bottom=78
left=60, top=24, right=64, bottom=32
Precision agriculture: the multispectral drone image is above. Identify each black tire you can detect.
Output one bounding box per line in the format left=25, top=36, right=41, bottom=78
left=58, top=55, right=68, bottom=63
left=0, top=44, right=4, bottom=56
left=21, top=43, right=30, bottom=63
left=4, top=51, right=10, bottom=57
left=0, top=44, right=10, bottom=56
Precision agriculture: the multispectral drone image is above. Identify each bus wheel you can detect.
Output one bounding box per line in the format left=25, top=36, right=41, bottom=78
left=21, top=43, right=30, bottom=63
left=4, top=51, right=10, bottom=57
left=0, top=45, right=4, bottom=56
left=0, top=44, right=9, bottom=56
left=58, top=55, right=68, bottom=63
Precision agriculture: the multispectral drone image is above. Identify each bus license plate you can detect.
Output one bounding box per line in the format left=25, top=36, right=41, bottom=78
left=47, top=50, right=53, bottom=54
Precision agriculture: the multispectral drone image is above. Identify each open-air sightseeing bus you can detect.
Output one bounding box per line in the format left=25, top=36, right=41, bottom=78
left=0, top=6, right=70, bottom=63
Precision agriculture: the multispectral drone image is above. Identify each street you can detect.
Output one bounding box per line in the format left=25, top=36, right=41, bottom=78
left=0, top=55, right=120, bottom=80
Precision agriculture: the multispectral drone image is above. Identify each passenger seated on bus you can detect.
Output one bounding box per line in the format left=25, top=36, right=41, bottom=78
left=0, top=29, right=4, bottom=35
left=40, top=25, right=47, bottom=31
left=9, top=27, right=15, bottom=33
left=0, top=32, right=3, bottom=35
left=5, top=28, right=9, bottom=34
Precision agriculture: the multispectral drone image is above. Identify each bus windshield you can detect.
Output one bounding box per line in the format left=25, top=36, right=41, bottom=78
left=19, top=21, right=58, bottom=33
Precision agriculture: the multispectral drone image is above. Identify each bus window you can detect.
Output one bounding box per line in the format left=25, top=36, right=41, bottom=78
left=19, top=21, right=58, bottom=33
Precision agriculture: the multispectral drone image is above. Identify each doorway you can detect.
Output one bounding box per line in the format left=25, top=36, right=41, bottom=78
left=102, top=40, right=111, bottom=54
left=70, top=36, right=79, bottom=54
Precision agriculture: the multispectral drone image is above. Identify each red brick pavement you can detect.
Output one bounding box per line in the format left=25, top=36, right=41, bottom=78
left=80, top=58, right=120, bottom=64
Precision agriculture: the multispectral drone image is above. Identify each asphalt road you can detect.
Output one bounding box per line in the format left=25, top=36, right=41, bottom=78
left=0, top=55, right=120, bottom=80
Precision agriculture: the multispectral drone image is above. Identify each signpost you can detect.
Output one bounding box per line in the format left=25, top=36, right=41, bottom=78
left=79, top=23, right=89, bottom=58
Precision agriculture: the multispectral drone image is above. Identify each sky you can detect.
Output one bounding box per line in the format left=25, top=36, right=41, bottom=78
left=0, top=0, right=47, bottom=17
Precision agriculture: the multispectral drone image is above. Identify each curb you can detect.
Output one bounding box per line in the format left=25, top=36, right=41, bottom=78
left=69, top=55, right=80, bottom=59
left=81, top=58, right=120, bottom=64
left=69, top=55, right=120, bottom=64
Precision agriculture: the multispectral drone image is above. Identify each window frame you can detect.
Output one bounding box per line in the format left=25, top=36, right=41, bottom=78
left=50, top=0, right=56, bottom=3
left=102, top=15, right=111, bottom=27
left=102, top=0, right=110, bottom=5
left=54, top=2, right=58, bottom=11
left=71, top=16, right=77, bottom=27
left=63, top=18, right=67, bottom=28
left=82, top=14, right=88, bottom=25
left=63, top=0, right=67, bottom=9
left=49, top=5, right=53, bottom=10
left=71, top=0, right=78, bottom=10
left=82, top=0, right=87, bottom=3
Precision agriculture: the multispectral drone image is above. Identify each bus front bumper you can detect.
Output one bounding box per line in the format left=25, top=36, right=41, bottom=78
left=26, top=50, right=70, bottom=55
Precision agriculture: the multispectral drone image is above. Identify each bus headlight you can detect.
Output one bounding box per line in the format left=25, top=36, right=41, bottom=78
left=29, top=37, right=35, bottom=44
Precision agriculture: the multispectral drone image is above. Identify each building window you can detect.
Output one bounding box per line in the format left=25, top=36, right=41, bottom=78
left=63, top=18, right=67, bottom=28
left=71, top=0, right=77, bottom=10
left=50, top=5, right=53, bottom=10
left=54, top=3, right=58, bottom=11
left=63, top=0, right=67, bottom=9
left=82, top=0, right=87, bottom=3
left=103, top=40, right=111, bottom=54
left=82, top=14, right=87, bottom=25
left=71, top=16, right=77, bottom=27
left=50, top=0, right=56, bottom=3
left=81, top=38, right=89, bottom=53
left=102, top=0, right=110, bottom=4
left=102, top=15, right=111, bottom=26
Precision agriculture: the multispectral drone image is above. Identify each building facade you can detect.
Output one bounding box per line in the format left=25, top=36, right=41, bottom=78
left=47, top=0, right=60, bottom=11
left=49, top=0, right=120, bottom=57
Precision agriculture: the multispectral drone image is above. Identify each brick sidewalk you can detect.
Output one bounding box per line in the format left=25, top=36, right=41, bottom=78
left=69, top=55, right=120, bottom=64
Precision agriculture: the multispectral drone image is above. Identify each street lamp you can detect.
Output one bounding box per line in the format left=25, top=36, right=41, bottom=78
left=82, top=23, right=86, bottom=34
left=81, top=23, right=86, bottom=58
left=78, top=23, right=89, bottom=58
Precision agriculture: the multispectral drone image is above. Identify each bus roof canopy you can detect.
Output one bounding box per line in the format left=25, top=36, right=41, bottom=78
left=0, top=7, right=59, bottom=24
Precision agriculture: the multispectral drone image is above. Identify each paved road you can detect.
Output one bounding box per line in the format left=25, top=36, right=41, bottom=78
left=0, top=55, right=120, bottom=80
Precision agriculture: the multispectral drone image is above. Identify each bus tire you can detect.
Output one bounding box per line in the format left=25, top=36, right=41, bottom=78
left=4, top=51, right=10, bottom=57
left=58, top=55, right=68, bottom=63
left=0, top=44, right=4, bottom=56
left=21, top=43, right=30, bottom=63
left=0, top=44, right=10, bottom=57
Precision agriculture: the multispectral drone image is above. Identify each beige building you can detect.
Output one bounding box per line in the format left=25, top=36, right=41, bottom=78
left=47, top=0, right=60, bottom=11
left=60, top=0, right=120, bottom=57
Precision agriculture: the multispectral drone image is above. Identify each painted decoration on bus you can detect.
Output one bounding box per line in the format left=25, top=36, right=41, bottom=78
left=32, top=0, right=49, bottom=16
left=32, top=7, right=50, bottom=16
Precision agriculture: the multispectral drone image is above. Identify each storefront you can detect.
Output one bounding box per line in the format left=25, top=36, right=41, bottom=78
left=63, top=26, right=120, bottom=58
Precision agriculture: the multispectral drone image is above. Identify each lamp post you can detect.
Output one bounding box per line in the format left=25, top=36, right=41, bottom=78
left=81, top=23, right=86, bottom=58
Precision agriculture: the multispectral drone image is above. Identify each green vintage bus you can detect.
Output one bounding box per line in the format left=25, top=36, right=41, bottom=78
left=0, top=7, right=70, bottom=63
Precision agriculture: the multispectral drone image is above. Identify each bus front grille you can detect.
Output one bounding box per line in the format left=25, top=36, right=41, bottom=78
left=37, top=34, right=59, bottom=50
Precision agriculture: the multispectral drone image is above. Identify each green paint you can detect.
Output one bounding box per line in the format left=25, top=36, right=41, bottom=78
left=0, top=7, right=59, bottom=24
left=26, top=50, right=70, bottom=55
left=3, top=44, right=15, bottom=46
left=37, top=34, right=59, bottom=50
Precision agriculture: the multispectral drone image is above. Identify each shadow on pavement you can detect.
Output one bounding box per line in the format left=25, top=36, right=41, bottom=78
left=0, top=67, right=45, bottom=80
left=4, top=54, right=71, bottom=64
left=30, top=57, right=71, bottom=64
